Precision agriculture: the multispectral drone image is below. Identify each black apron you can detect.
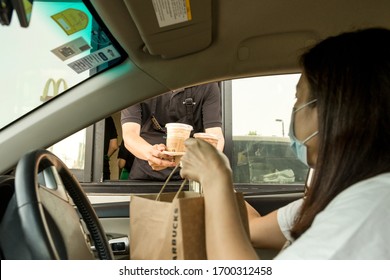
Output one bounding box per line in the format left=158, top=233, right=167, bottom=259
left=129, top=89, right=203, bottom=180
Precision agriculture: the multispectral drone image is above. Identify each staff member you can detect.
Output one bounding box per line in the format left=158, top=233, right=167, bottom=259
left=121, top=82, right=224, bottom=181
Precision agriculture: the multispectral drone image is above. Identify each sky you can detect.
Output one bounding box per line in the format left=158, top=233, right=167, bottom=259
left=231, top=74, right=300, bottom=137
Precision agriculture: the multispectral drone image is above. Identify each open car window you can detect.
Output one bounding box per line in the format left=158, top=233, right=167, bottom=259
left=231, top=74, right=308, bottom=185
left=0, top=0, right=126, bottom=130
left=49, top=74, right=307, bottom=190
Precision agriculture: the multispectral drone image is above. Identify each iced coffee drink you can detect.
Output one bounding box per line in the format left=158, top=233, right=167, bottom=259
left=165, top=123, right=193, bottom=152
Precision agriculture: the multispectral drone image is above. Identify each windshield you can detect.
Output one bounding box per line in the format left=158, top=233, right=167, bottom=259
left=0, top=0, right=125, bottom=130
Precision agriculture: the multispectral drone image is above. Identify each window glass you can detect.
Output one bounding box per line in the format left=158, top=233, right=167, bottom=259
left=0, top=0, right=125, bottom=180
left=0, top=0, right=125, bottom=130
left=231, top=74, right=309, bottom=184
left=47, top=129, right=86, bottom=170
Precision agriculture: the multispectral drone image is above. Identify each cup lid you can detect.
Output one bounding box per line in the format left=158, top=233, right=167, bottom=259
left=165, top=123, right=193, bottom=130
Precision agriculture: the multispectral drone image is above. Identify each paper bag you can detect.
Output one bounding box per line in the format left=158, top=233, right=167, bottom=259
left=129, top=189, right=249, bottom=260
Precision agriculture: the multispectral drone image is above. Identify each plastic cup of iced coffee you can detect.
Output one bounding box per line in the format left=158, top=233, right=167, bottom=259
left=165, top=123, right=193, bottom=153
left=193, top=132, right=219, bottom=148
left=165, top=123, right=193, bottom=164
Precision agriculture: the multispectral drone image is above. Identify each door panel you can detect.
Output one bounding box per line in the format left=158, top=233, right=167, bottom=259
left=245, top=193, right=302, bottom=216
left=99, top=217, right=130, bottom=260
left=89, top=190, right=303, bottom=260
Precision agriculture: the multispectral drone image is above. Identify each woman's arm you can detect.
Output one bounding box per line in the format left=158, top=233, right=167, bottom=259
left=202, top=174, right=258, bottom=259
left=246, top=202, right=286, bottom=250
left=180, top=138, right=257, bottom=259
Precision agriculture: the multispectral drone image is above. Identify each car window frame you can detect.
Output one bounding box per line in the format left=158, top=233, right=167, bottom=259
left=76, top=78, right=306, bottom=196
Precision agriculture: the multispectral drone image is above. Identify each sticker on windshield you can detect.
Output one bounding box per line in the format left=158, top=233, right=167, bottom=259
left=51, top=37, right=91, bottom=61
left=51, top=8, right=89, bottom=35
left=67, top=45, right=121, bottom=74
left=152, top=0, right=192, bottom=28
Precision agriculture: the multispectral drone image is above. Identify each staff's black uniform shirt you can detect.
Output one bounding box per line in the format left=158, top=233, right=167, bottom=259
left=121, top=82, right=222, bottom=180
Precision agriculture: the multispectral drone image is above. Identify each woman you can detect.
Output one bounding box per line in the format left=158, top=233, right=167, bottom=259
left=180, top=28, right=390, bottom=259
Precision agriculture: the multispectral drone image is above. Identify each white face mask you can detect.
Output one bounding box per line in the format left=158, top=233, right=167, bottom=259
left=288, top=99, right=318, bottom=167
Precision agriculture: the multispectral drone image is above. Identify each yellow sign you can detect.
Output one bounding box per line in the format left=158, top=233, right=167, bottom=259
left=51, top=8, right=89, bottom=35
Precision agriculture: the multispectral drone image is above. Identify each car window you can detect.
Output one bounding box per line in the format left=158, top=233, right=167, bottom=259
left=0, top=0, right=125, bottom=130
left=49, top=74, right=308, bottom=187
left=231, top=74, right=309, bottom=184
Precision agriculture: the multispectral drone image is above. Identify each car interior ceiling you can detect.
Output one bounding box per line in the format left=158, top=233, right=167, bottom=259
left=91, top=0, right=390, bottom=86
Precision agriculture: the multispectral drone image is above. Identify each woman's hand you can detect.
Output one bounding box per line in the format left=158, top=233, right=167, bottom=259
left=180, top=138, right=232, bottom=184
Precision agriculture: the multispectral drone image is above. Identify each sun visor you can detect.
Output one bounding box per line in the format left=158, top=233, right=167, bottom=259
left=124, top=0, right=212, bottom=59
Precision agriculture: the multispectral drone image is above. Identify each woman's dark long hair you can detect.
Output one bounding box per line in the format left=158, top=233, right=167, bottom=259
left=290, top=28, right=390, bottom=239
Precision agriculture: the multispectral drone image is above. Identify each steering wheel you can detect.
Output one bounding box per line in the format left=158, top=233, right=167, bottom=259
left=11, top=149, right=113, bottom=259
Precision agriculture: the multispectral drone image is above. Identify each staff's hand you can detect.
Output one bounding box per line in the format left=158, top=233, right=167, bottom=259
left=146, top=144, right=176, bottom=170
left=180, top=138, right=232, bottom=183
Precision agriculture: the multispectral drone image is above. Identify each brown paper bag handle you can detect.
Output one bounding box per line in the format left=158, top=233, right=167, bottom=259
left=174, top=179, right=187, bottom=199
left=156, top=165, right=187, bottom=201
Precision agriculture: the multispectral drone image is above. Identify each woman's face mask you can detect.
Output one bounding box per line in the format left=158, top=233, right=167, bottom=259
left=288, top=99, right=318, bottom=166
